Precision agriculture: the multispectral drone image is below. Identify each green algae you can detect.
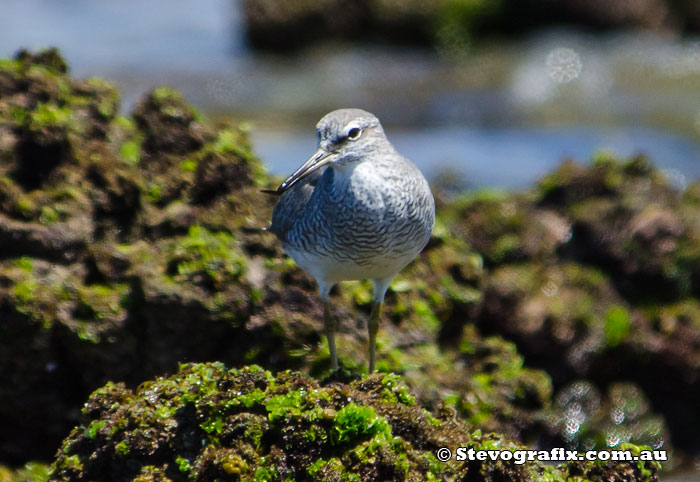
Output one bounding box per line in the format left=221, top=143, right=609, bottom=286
left=380, top=373, right=416, bottom=406
left=0, top=49, right=695, bottom=474
left=0, top=462, right=51, bottom=482
left=331, top=403, right=390, bottom=445
left=50, top=363, right=660, bottom=482
left=167, top=225, right=247, bottom=290
left=120, top=140, right=142, bottom=165
left=604, top=305, right=631, bottom=348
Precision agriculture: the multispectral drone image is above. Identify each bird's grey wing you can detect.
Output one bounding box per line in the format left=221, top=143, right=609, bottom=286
left=269, top=166, right=327, bottom=241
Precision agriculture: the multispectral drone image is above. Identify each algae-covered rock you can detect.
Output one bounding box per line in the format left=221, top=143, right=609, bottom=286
left=429, top=154, right=700, bottom=457
left=0, top=49, right=276, bottom=464
left=537, top=157, right=697, bottom=301
left=544, top=381, right=667, bottom=454
left=2, top=49, right=531, bottom=468
left=0, top=462, right=50, bottom=482
left=241, top=0, right=700, bottom=53
left=457, top=155, right=700, bottom=453
left=49, top=363, right=660, bottom=482
left=0, top=48, right=694, bottom=474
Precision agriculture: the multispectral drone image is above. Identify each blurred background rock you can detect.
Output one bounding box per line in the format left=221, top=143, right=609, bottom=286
left=2, top=0, right=700, bottom=191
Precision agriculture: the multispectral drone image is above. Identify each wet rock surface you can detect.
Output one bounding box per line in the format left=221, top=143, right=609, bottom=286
left=0, top=49, right=276, bottom=464
left=50, top=363, right=660, bottom=482
left=0, top=50, right=697, bottom=479
left=462, top=157, right=700, bottom=453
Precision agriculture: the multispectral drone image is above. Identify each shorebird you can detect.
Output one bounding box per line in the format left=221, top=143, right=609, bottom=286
left=265, top=109, right=435, bottom=372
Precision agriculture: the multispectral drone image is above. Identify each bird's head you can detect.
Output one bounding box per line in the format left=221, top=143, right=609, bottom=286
left=272, top=109, right=388, bottom=194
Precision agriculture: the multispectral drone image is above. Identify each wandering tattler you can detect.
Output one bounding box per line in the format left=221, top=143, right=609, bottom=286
left=266, top=109, right=435, bottom=372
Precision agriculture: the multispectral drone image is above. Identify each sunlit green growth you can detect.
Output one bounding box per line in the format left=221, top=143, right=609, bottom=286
left=331, top=403, right=390, bottom=445
left=168, top=225, right=246, bottom=289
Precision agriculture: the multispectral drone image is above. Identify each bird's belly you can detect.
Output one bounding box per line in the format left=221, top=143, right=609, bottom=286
left=284, top=244, right=420, bottom=284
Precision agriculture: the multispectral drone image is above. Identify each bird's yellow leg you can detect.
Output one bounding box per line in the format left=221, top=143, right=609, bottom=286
left=368, top=301, right=382, bottom=373
left=324, top=300, right=339, bottom=370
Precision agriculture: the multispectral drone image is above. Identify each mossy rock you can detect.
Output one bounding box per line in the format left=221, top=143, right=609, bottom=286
left=536, top=156, right=698, bottom=302
left=0, top=49, right=696, bottom=470
left=0, top=49, right=278, bottom=464
left=0, top=462, right=51, bottom=482
left=50, top=363, right=660, bottom=482
left=544, top=381, right=667, bottom=455
left=440, top=190, right=571, bottom=265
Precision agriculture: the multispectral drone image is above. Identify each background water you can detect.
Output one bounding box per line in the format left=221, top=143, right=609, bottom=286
left=2, top=0, right=700, bottom=189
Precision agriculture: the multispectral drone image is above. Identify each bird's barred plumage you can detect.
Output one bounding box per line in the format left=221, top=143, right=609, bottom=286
left=267, top=108, right=435, bottom=372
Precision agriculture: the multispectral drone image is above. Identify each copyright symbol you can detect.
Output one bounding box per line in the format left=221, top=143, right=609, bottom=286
left=436, top=447, right=452, bottom=462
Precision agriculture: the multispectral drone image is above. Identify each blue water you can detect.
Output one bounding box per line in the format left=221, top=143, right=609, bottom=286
left=252, top=125, right=700, bottom=189
left=2, top=0, right=700, bottom=189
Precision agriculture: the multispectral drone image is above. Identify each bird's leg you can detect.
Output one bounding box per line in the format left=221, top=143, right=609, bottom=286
left=368, top=277, right=392, bottom=374
left=367, top=301, right=382, bottom=373
left=324, top=299, right=339, bottom=370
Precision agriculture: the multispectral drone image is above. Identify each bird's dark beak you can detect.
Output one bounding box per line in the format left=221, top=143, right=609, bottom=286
left=270, top=147, right=335, bottom=195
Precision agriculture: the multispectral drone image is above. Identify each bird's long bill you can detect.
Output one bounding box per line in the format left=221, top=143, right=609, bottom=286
left=275, top=147, right=334, bottom=194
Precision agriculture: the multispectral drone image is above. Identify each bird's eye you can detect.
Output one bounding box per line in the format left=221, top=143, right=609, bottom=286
left=347, top=127, right=362, bottom=140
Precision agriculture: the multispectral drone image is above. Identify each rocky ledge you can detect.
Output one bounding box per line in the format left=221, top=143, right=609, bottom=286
left=50, top=363, right=660, bottom=482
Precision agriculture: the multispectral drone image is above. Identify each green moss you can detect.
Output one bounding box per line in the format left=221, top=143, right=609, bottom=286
left=180, top=158, right=197, bottom=172
left=174, top=455, right=190, bottom=473
left=29, top=102, right=72, bottom=127
left=0, top=462, right=51, bottom=482
left=85, top=77, right=119, bottom=118
left=619, top=443, right=663, bottom=477
left=266, top=390, right=306, bottom=423
left=73, top=283, right=128, bottom=325
left=245, top=421, right=265, bottom=449
left=151, top=86, right=184, bottom=104
left=343, top=280, right=373, bottom=307
left=62, top=454, right=83, bottom=472
left=13, top=257, right=34, bottom=272
left=38, top=205, right=61, bottom=225
left=12, top=278, right=40, bottom=305
left=168, top=225, right=246, bottom=290
left=239, top=388, right=267, bottom=409
left=115, top=441, right=129, bottom=456
left=146, top=182, right=162, bottom=203
left=205, top=126, right=268, bottom=187
left=132, top=465, right=169, bottom=482
left=49, top=363, right=662, bottom=481
left=411, top=298, right=440, bottom=334
left=380, top=373, right=416, bottom=406
left=253, top=466, right=278, bottom=482
left=528, top=464, right=564, bottom=482
left=114, top=115, right=135, bottom=130
left=10, top=105, right=28, bottom=124
left=16, top=195, right=37, bottom=219
left=84, top=419, right=107, bottom=439
left=0, top=58, right=22, bottom=70
left=213, top=128, right=239, bottom=152
left=331, top=403, right=390, bottom=445
left=120, top=139, right=142, bottom=165
left=604, top=305, right=631, bottom=348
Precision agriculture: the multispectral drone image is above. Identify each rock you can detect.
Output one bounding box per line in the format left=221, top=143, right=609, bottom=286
left=0, top=49, right=694, bottom=473
left=0, top=49, right=274, bottom=464
left=544, top=381, right=667, bottom=453
left=50, top=363, right=660, bottom=482
left=132, top=87, right=212, bottom=159
left=240, top=0, right=699, bottom=53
